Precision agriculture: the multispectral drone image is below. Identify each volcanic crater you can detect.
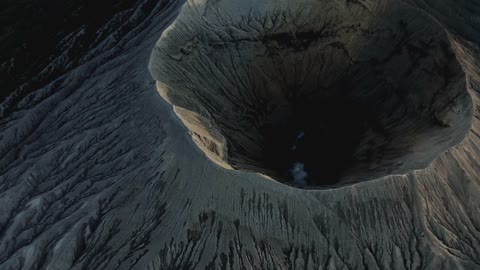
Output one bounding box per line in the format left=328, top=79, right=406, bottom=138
left=150, top=0, right=472, bottom=188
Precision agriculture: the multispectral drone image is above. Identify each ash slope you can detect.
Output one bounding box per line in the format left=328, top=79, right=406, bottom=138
left=0, top=1, right=479, bottom=270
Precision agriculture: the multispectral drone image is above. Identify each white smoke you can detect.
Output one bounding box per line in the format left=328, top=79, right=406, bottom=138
left=290, top=162, right=308, bottom=186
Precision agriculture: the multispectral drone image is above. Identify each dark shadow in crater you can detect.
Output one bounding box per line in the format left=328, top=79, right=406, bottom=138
left=262, top=97, right=386, bottom=187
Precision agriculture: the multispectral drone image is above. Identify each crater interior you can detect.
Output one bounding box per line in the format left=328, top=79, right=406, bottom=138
left=149, top=0, right=472, bottom=188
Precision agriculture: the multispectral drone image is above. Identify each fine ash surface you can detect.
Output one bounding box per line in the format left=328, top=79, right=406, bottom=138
left=0, top=0, right=480, bottom=269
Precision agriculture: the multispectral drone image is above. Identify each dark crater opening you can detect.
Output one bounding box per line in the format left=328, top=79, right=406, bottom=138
left=150, top=2, right=473, bottom=188
left=262, top=97, right=381, bottom=186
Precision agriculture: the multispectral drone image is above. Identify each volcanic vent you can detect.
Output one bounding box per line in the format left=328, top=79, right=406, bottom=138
left=149, top=0, right=472, bottom=188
